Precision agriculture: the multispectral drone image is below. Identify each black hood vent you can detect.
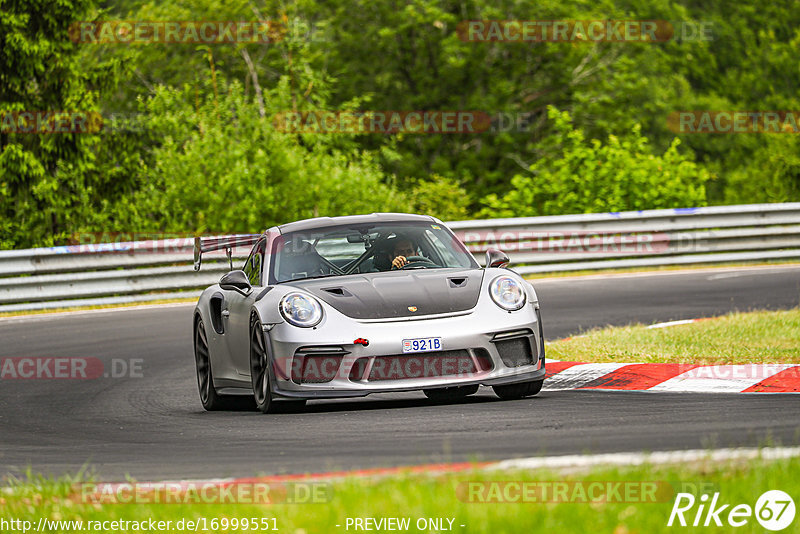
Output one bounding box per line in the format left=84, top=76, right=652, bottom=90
left=289, top=269, right=484, bottom=319
left=321, top=286, right=351, bottom=297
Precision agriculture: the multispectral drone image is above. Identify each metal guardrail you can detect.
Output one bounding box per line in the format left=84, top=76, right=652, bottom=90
left=1, top=203, right=798, bottom=312
left=448, top=203, right=800, bottom=274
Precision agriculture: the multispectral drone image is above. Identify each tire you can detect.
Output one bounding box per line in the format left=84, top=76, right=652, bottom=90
left=423, top=384, right=479, bottom=403
left=250, top=315, right=307, bottom=414
left=194, top=318, right=239, bottom=411
left=493, top=379, right=544, bottom=400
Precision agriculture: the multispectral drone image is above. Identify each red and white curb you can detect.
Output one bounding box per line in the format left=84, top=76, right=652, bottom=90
left=545, top=316, right=799, bottom=393
left=543, top=362, right=800, bottom=393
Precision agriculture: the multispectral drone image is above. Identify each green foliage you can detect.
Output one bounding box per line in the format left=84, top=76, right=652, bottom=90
left=407, top=175, right=470, bottom=221
left=3, top=0, right=800, bottom=248
left=0, top=0, right=125, bottom=247
left=105, top=78, right=408, bottom=234
left=659, top=1, right=800, bottom=205
left=724, top=135, right=800, bottom=204
left=480, top=107, right=710, bottom=217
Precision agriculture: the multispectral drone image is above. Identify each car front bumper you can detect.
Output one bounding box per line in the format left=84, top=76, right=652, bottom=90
left=265, top=303, right=546, bottom=399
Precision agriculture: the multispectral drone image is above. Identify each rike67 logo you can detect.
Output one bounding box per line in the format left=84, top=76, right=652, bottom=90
left=668, top=490, right=795, bottom=531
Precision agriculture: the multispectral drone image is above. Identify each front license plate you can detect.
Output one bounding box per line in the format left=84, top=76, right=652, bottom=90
left=402, top=337, right=442, bottom=353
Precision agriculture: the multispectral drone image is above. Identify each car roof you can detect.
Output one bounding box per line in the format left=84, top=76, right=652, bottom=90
left=276, top=213, right=436, bottom=234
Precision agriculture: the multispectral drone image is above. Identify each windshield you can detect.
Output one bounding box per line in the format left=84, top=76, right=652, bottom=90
left=269, top=221, right=479, bottom=284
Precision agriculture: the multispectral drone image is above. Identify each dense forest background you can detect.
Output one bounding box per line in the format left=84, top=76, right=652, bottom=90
left=2, top=0, right=799, bottom=247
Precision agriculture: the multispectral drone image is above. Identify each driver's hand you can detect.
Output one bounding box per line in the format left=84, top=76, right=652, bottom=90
left=391, top=256, right=407, bottom=269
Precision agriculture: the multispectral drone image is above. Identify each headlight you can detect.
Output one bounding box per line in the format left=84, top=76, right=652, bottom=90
left=489, top=275, right=526, bottom=311
left=280, top=292, right=323, bottom=327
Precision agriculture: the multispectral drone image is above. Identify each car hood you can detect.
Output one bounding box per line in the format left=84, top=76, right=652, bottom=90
left=287, top=268, right=485, bottom=320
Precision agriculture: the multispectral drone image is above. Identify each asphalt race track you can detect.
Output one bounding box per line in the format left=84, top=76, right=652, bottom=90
left=1, top=265, right=799, bottom=480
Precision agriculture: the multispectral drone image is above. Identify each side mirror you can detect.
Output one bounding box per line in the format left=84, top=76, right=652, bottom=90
left=220, top=270, right=252, bottom=294
left=485, top=248, right=510, bottom=269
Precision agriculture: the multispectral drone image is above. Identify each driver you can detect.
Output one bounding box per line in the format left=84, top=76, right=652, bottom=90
left=391, top=238, right=419, bottom=269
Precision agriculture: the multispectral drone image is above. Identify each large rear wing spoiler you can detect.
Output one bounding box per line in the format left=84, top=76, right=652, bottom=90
left=193, top=234, right=262, bottom=271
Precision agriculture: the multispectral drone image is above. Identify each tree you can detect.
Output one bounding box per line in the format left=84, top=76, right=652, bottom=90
left=105, top=77, right=409, bottom=233
left=480, top=107, right=710, bottom=217
left=0, top=0, right=125, bottom=247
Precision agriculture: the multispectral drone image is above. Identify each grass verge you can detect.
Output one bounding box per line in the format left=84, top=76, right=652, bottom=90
left=2, top=455, right=798, bottom=533
left=547, top=309, right=800, bottom=364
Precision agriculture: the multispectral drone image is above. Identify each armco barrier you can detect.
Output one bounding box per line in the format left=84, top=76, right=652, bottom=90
left=1, top=203, right=798, bottom=312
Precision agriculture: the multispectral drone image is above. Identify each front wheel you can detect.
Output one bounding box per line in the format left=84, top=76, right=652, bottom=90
left=493, top=379, right=544, bottom=400
left=195, top=318, right=237, bottom=410
left=250, top=315, right=307, bottom=414
left=423, top=384, right=479, bottom=403
left=250, top=316, right=277, bottom=413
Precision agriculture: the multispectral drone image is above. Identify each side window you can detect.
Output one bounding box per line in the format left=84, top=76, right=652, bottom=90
left=249, top=253, right=262, bottom=285
left=242, top=240, right=265, bottom=286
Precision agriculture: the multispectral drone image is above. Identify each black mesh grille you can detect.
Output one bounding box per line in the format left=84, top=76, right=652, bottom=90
left=494, top=337, right=535, bottom=368
left=291, top=353, right=343, bottom=384
left=368, top=350, right=476, bottom=381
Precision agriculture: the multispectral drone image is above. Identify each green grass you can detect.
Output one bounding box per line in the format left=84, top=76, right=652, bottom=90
left=548, top=309, right=800, bottom=364
left=2, top=456, right=799, bottom=533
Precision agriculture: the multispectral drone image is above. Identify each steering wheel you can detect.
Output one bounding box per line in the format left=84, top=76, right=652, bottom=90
left=393, top=255, right=440, bottom=270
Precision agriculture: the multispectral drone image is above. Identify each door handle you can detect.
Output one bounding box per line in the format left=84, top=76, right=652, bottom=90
left=221, top=310, right=230, bottom=318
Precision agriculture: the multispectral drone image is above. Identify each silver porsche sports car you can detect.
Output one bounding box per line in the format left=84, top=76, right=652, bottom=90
left=192, top=213, right=546, bottom=413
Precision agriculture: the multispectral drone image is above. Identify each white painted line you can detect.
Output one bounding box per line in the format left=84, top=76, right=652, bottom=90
left=706, top=270, right=793, bottom=281
left=543, top=362, right=629, bottom=391
left=648, top=364, right=797, bottom=393
left=646, top=319, right=698, bottom=329
left=489, top=446, right=800, bottom=471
